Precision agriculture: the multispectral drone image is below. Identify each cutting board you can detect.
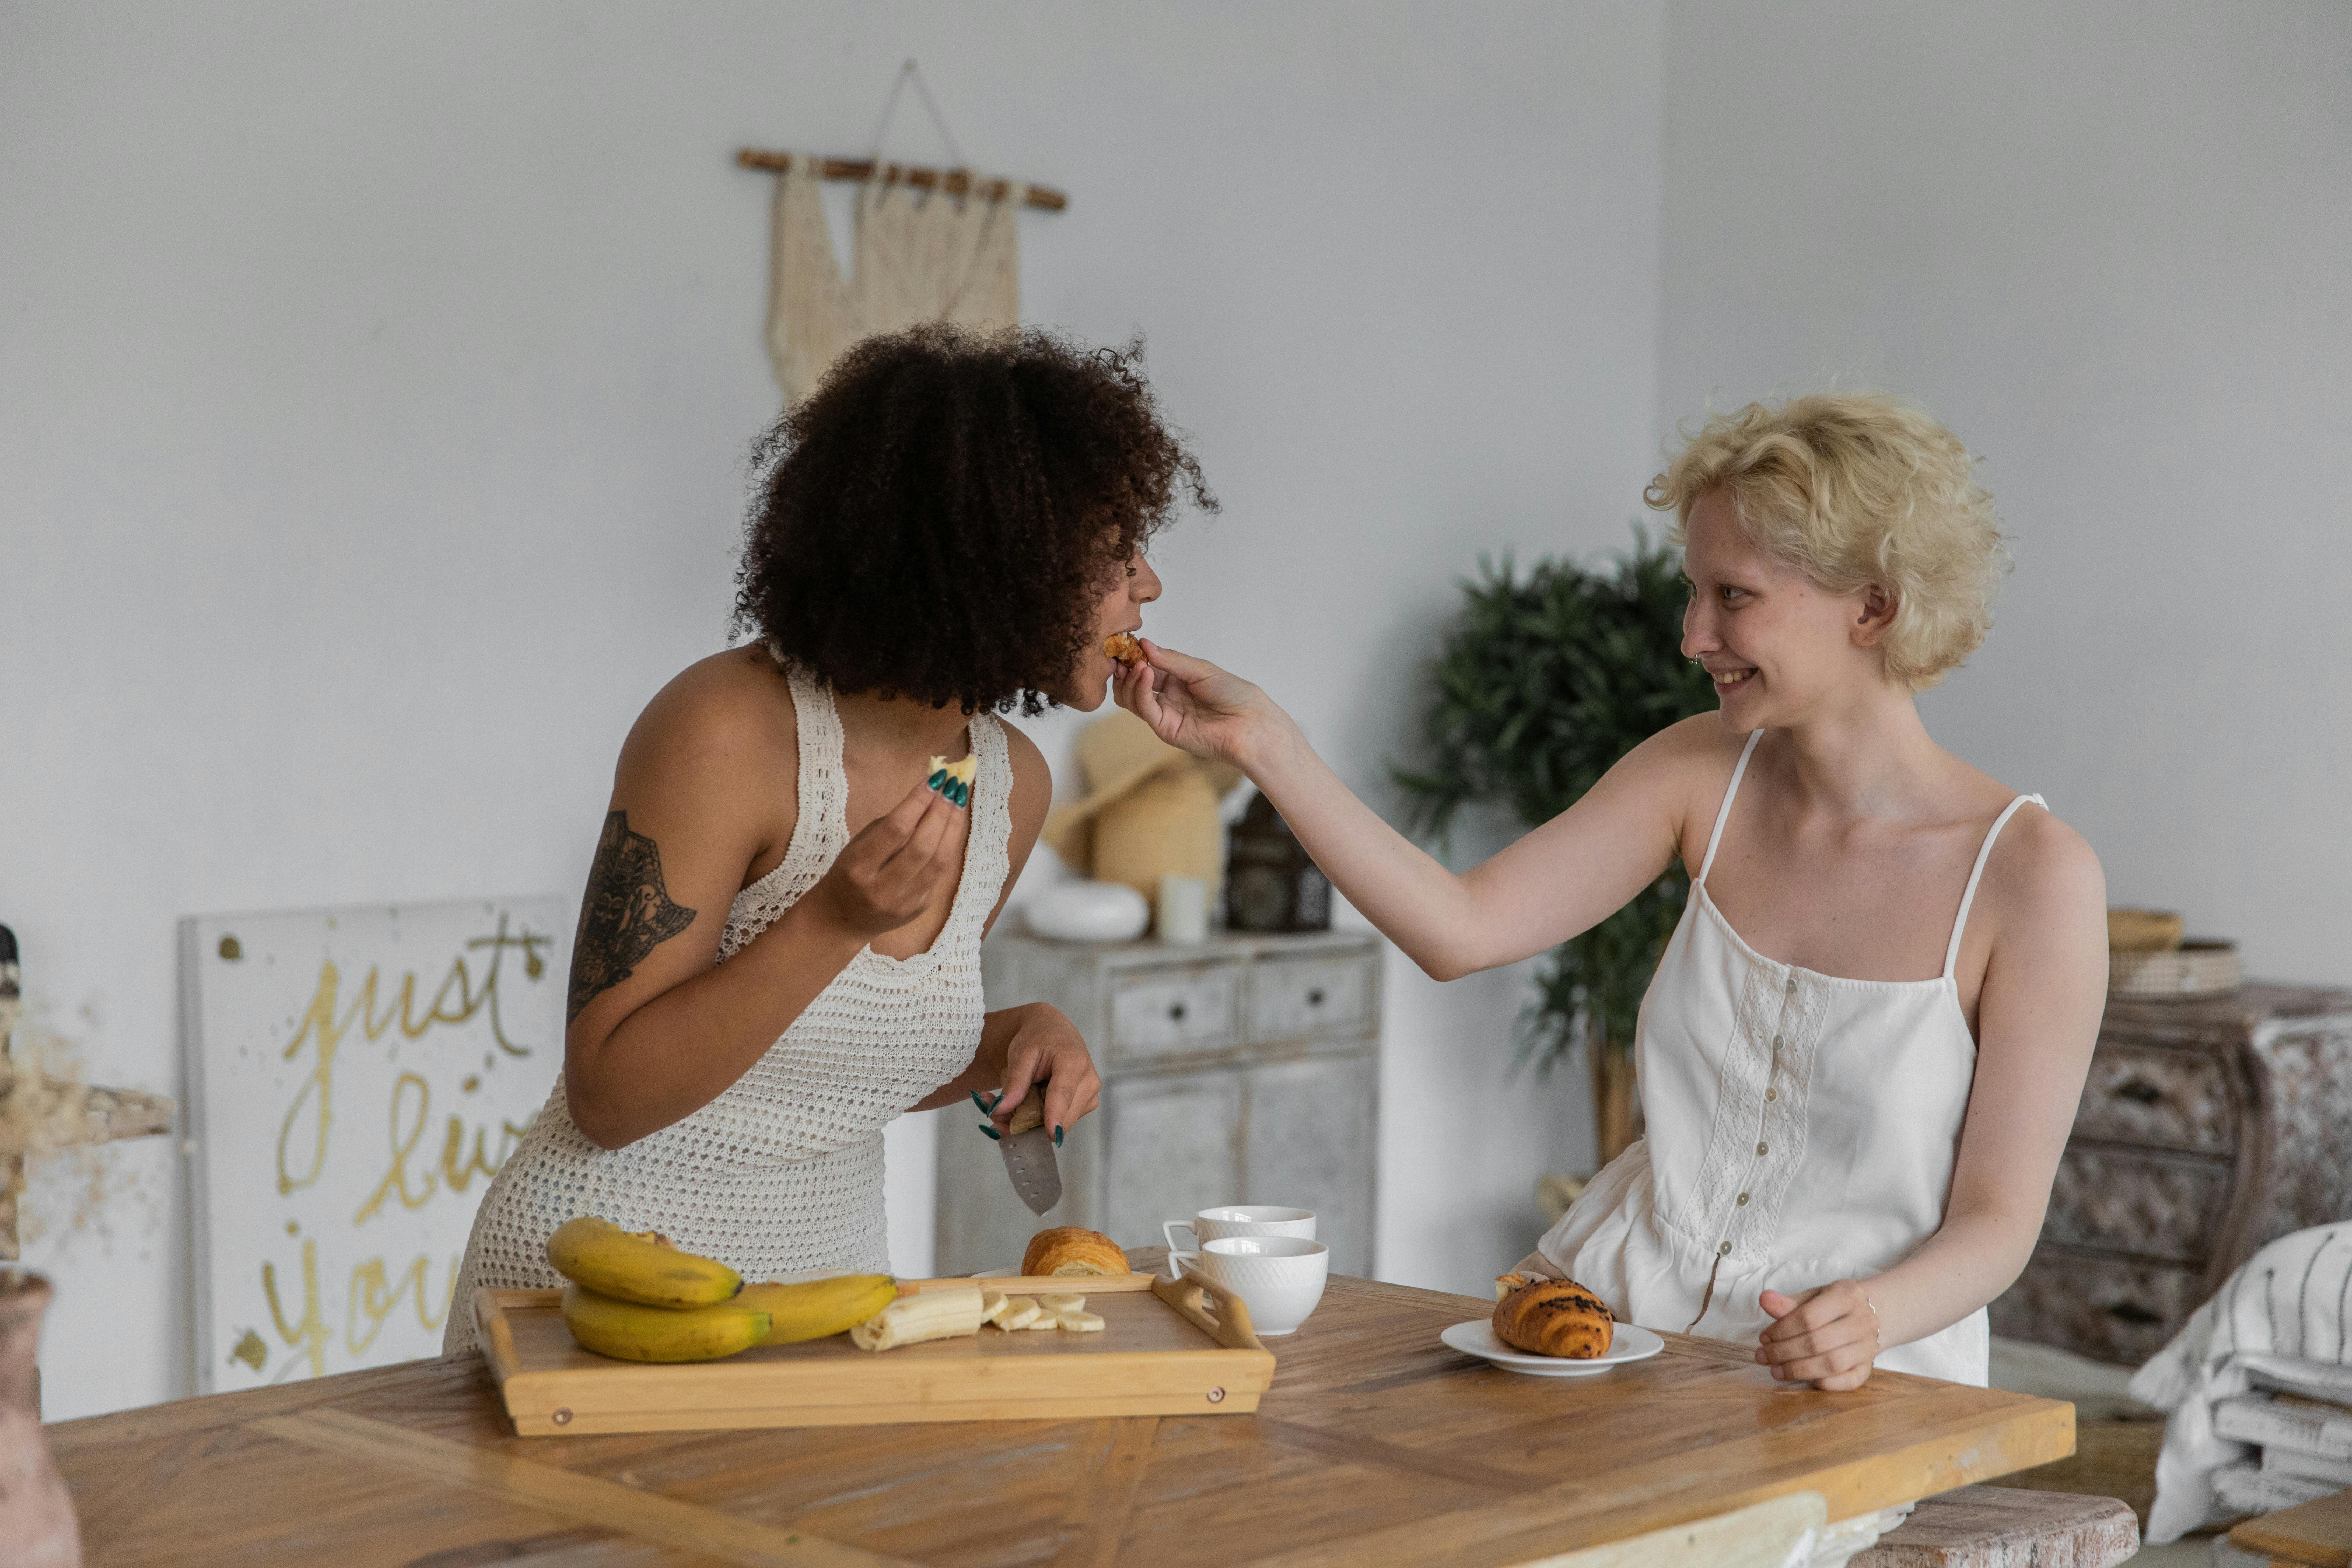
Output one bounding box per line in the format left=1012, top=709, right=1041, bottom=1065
left=472, top=1272, right=1275, bottom=1436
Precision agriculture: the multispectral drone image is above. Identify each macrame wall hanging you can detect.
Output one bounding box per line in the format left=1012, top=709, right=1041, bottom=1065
left=740, top=62, right=1069, bottom=405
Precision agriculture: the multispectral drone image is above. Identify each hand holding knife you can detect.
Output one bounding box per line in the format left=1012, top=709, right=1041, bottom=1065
left=968, top=1001, right=1100, bottom=1216
left=975, top=1087, right=1064, bottom=1216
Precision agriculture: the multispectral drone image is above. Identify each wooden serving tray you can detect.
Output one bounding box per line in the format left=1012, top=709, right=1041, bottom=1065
left=472, top=1272, right=1275, bottom=1437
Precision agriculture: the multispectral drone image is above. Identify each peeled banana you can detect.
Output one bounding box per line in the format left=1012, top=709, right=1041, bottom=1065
left=980, top=1291, right=1010, bottom=1325
left=851, top=1286, right=985, bottom=1351
left=560, top=1284, right=769, bottom=1363
left=996, top=1296, right=1043, bottom=1331
left=735, top=1274, right=899, bottom=1346
left=1041, top=1293, right=1085, bottom=1314
left=545, top=1216, right=741, bottom=1309
left=1056, top=1310, right=1106, bottom=1332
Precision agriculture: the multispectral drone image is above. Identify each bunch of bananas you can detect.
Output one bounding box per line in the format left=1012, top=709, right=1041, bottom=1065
left=545, top=1216, right=897, bottom=1363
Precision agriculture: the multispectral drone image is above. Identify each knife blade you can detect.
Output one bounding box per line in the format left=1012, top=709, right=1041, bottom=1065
left=998, top=1093, right=1062, bottom=1216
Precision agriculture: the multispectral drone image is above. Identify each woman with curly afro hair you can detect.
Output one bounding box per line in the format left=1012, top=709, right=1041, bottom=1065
left=445, top=326, right=1213, bottom=1348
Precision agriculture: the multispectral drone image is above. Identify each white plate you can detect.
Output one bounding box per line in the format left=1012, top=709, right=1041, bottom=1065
left=1440, top=1319, right=1664, bottom=1377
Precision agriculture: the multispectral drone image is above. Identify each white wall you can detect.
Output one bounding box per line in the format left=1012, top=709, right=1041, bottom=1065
left=1656, top=1, right=2352, bottom=981
left=2, top=1, right=1661, bottom=1418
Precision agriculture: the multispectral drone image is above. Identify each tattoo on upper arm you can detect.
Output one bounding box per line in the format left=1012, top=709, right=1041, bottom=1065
left=568, top=810, right=699, bottom=1022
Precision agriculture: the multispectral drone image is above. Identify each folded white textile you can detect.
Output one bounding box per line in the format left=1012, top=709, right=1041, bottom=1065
left=2129, top=1222, right=2352, bottom=1543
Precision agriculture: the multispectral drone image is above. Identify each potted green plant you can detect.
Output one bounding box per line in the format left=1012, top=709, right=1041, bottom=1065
left=1392, top=532, right=1716, bottom=1166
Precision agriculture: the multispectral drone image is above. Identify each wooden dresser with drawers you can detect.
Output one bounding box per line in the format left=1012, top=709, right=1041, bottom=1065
left=1990, top=981, right=2352, bottom=1365
left=935, top=929, right=1383, bottom=1278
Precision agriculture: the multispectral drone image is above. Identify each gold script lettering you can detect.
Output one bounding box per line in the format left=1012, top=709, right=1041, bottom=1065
left=466, top=913, right=553, bottom=1056
left=353, top=1072, right=436, bottom=1224
left=260, top=1238, right=329, bottom=1380
left=346, top=1253, right=449, bottom=1354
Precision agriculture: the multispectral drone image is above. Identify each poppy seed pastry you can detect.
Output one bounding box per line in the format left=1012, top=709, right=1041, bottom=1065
left=1492, top=1277, right=1614, bottom=1358
left=1021, top=1227, right=1129, bottom=1278
left=1103, top=632, right=1143, bottom=666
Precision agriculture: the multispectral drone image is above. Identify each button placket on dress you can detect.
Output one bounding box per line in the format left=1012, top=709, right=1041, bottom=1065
left=1722, top=966, right=1819, bottom=1268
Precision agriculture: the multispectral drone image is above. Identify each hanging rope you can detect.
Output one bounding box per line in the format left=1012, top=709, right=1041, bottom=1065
left=866, top=58, right=967, bottom=175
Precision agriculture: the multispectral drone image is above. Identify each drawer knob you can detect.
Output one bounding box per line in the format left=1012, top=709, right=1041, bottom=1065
left=1168, top=1002, right=1187, bottom=1022
left=2107, top=1301, right=2163, bottom=1326
left=2114, top=1078, right=2165, bottom=1106
left=1306, top=988, right=1326, bottom=1006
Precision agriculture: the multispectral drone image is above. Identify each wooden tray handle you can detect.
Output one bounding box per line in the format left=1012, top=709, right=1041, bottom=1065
left=1152, top=1270, right=1267, bottom=1352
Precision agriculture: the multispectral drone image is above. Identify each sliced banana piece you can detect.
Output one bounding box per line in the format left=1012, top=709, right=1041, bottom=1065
left=1040, top=1293, right=1086, bottom=1314
left=980, top=1291, right=1009, bottom=1325
left=1055, top=1310, right=1106, bottom=1332
left=996, top=1296, right=1043, bottom=1332
left=1024, top=1311, right=1060, bottom=1330
left=849, top=1285, right=984, bottom=1352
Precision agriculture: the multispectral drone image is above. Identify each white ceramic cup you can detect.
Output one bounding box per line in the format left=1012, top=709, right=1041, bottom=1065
left=1173, top=1236, right=1328, bottom=1337
left=1162, top=1205, right=1317, bottom=1259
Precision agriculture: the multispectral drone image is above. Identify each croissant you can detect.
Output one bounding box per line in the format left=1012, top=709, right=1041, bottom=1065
left=1492, top=1277, right=1614, bottom=1358
left=1021, top=1227, right=1130, bottom=1278
left=1103, top=632, right=1143, bottom=666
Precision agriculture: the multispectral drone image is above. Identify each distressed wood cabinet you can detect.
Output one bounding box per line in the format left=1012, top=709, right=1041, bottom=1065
left=936, top=930, right=1382, bottom=1277
left=1990, top=982, right=2352, bottom=1365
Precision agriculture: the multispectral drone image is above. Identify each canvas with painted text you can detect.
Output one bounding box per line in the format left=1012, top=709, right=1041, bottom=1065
left=180, top=896, right=567, bottom=1390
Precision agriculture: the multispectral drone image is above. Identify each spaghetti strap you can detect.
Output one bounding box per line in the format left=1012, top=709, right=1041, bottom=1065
left=1696, top=730, right=1765, bottom=887
left=1943, top=794, right=2048, bottom=979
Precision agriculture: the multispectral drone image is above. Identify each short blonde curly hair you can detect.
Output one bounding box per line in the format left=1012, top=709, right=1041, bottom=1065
left=1647, top=391, right=2009, bottom=691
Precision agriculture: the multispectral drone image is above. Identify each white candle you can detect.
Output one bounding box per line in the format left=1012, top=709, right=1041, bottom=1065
left=1156, top=875, right=1210, bottom=944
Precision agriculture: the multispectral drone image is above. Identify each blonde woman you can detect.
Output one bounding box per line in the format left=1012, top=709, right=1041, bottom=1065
left=1120, top=393, right=2106, bottom=1388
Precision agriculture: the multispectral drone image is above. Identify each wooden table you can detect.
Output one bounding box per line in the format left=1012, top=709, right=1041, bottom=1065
left=2231, top=1489, right=2352, bottom=1567
left=49, top=1260, right=2073, bottom=1566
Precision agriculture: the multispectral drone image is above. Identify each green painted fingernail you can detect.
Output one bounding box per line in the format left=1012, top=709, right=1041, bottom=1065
left=969, top=1090, right=991, bottom=1113
left=978, top=1124, right=1000, bottom=1141
left=1054, top=1125, right=1064, bottom=1147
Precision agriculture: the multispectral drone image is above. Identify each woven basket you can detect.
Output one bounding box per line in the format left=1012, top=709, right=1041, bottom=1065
left=2107, top=908, right=2185, bottom=952
left=2110, top=939, right=2242, bottom=1000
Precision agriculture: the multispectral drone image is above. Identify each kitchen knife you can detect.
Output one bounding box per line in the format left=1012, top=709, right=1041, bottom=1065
left=999, top=1092, right=1062, bottom=1216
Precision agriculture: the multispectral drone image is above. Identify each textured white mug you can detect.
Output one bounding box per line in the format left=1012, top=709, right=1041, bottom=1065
left=1162, top=1205, right=1316, bottom=1259
left=1173, top=1236, right=1328, bottom=1336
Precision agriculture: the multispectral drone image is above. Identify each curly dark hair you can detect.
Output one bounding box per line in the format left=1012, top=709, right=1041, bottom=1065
left=735, top=324, right=1216, bottom=716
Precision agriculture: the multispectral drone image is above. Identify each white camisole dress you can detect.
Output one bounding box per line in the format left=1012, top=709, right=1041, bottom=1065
left=443, top=661, right=1009, bottom=1355
left=1532, top=728, right=2044, bottom=1385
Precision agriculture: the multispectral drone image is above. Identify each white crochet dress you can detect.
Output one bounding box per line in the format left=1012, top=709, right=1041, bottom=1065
left=443, top=662, right=1009, bottom=1354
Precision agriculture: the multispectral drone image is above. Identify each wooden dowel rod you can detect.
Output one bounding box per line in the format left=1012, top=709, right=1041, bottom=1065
left=735, top=149, right=1068, bottom=212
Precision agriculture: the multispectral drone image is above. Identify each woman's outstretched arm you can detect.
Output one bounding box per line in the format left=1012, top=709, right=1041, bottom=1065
left=1115, top=639, right=1711, bottom=981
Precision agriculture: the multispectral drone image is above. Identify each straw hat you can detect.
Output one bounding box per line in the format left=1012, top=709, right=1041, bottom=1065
left=1042, top=711, right=1242, bottom=899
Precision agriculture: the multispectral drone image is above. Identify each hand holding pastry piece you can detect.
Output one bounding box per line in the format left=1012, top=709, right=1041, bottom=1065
left=926, top=752, right=978, bottom=807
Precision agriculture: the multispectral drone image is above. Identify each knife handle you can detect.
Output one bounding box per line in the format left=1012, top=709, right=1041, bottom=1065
left=1003, top=1093, right=1046, bottom=1137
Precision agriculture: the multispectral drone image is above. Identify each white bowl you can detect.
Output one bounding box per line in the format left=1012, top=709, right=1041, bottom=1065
left=1176, top=1236, right=1326, bottom=1337
left=1024, top=881, right=1150, bottom=942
